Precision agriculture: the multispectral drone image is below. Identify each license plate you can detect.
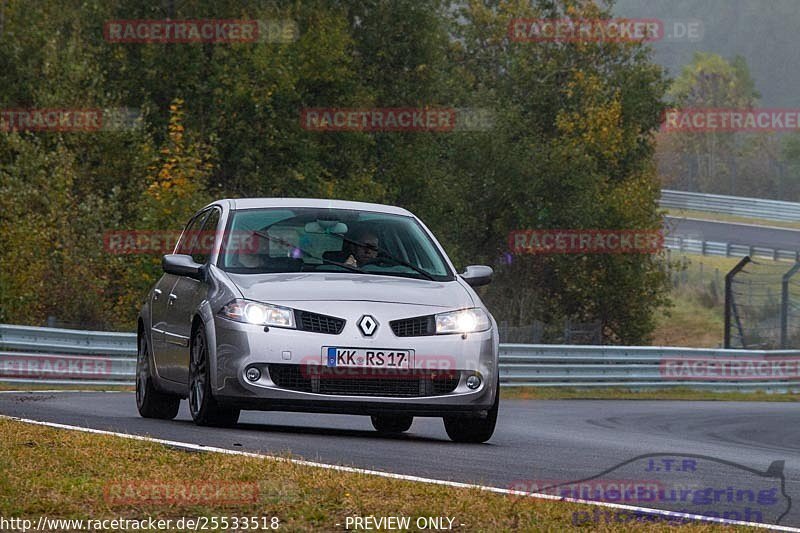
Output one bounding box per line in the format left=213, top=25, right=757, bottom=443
left=324, top=347, right=412, bottom=369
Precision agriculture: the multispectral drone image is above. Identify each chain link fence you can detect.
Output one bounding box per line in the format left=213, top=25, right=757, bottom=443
left=725, top=257, right=800, bottom=349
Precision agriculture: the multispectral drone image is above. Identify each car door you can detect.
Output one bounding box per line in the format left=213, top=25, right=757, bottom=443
left=161, top=207, right=220, bottom=384
left=150, top=212, right=207, bottom=377
left=148, top=273, right=178, bottom=371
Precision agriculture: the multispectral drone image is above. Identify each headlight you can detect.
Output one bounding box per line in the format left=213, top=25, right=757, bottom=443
left=218, top=299, right=295, bottom=328
left=435, top=308, right=490, bottom=334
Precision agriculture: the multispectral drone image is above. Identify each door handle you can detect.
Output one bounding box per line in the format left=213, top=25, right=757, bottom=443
left=153, top=288, right=162, bottom=301
left=168, top=293, right=177, bottom=305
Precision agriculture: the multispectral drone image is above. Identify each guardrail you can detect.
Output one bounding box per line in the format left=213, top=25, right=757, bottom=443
left=663, top=236, right=800, bottom=262
left=2, top=324, right=799, bottom=391
left=660, top=189, right=800, bottom=222
left=0, top=324, right=136, bottom=386
left=500, top=344, right=800, bottom=391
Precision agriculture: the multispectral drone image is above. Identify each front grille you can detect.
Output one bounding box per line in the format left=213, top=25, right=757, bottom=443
left=295, top=310, right=345, bottom=334
left=267, top=364, right=459, bottom=397
left=390, top=315, right=435, bottom=337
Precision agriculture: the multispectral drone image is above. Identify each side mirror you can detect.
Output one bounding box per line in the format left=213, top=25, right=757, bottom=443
left=461, top=265, right=493, bottom=287
left=162, top=254, right=205, bottom=281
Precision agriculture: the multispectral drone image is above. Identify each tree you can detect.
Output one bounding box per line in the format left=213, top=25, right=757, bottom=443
left=433, top=0, right=672, bottom=344
left=661, top=52, right=775, bottom=196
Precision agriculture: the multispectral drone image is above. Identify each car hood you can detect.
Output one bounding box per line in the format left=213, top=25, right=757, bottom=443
left=226, top=272, right=472, bottom=309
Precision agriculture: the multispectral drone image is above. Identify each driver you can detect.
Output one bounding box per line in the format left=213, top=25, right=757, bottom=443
left=344, top=229, right=379, bottom=267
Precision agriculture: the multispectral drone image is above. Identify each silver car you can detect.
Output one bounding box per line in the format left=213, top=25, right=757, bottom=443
left=137, top=198, right=499, bottom=442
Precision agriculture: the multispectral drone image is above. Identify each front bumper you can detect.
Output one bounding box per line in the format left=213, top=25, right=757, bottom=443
left=210, top=303, right=498, bottom=417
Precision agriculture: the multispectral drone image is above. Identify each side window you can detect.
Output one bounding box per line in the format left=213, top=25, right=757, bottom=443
left=175, top=211, right=208, bottom=256
left=191, top=208, right=221, bottom=264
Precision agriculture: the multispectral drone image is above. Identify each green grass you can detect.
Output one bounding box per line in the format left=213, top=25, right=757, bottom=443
left=664, top=208, right=800, bottom=230
left=652, top=291, right=724, bottom=348
left=0, top=418, right=745, bottom=532
left=652, top=253, right=732, bottom=348
left=654, top=251, right=792, bottom=349
left=0, top=383, right=133, bottom=392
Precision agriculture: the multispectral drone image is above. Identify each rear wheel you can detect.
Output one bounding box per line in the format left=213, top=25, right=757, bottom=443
left=189, top=324, right=240, bottom=427
left=371, top=415, right=413, bottom=434
left=136, top=332, right=180, bottom=420
left=443, top=378, right=499, bottom=443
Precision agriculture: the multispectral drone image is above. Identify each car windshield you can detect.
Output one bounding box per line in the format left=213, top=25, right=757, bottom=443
left=218, top=207, right=453, bottom=281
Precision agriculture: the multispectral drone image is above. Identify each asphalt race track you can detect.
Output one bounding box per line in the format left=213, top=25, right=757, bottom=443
left=664, top=216, right=800, bottom=252
left=2, top=392, right=799, bottom=529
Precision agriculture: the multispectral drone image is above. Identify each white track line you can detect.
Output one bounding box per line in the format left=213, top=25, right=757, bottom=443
left=1, top=411, right=797, bottom=531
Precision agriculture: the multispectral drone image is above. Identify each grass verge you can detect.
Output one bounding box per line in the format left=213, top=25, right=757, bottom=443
left=652, top=253, right=740, bottom=348
left=0, top=418, right=744, bottom=532
left=0, top=382, right=133, bottom=392
left=651, top=291, right=724, bottom=348
left=500, top=387, right=800, bottom=402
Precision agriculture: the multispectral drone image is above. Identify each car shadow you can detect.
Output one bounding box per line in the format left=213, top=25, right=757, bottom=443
left=170, top=418, right=451, bottom=443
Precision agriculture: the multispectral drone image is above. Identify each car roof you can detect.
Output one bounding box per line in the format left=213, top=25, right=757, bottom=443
left=215, top=198, right=414, bottom=217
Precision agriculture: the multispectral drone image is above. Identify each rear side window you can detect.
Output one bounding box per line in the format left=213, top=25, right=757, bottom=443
left=191, top=208, right=221, bottom=264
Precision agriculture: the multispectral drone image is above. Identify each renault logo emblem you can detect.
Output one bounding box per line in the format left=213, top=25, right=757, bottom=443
left=358, top=315, right=378, bottom=336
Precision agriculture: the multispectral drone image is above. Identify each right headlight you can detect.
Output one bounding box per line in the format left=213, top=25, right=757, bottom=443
left=435, top=308, right=490, bottom=334
left=218, top=299, right=295, bottom=329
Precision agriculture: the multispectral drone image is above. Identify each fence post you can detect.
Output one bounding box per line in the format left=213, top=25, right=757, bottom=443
left=780, top=262, right=800, bottom=348
left=725, top=256, right=751, bottom=349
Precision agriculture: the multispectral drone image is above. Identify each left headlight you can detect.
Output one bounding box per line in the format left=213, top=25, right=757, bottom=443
left=435, top=308, right=490, bottom=334
left=218, top=299, right=295, bottom=329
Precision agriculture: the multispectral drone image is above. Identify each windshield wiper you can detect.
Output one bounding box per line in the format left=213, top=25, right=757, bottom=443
left=250, top=230, right=365, bottom=275
left=334, top=235, right=436, bottom=281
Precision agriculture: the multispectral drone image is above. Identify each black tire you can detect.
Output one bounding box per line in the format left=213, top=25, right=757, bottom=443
left=443, top=378, right=499, bottom=443
left=189, top=323, right=240, bottom=427
left=371, top=415, right=413, bottom=434
left=136, top=332, right=181, bottom=420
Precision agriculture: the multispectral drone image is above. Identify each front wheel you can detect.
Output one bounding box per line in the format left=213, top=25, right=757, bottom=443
left=443, top=378, right=499, bottom=443
left=371, top=415, right=413, bottom=434
left=136, top=332, right=180, bottom=420
left=189, top=324, right=240, bottom=427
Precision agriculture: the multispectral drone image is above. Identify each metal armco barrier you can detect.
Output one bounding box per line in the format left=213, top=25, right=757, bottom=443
left=0, top=324, right=136, bottom=385
left=0, top=324, right=136, bottom=356
left=2, top=324, right=800, bottom=391
left=663, top=236, right=800, bottom=262
left=501, top=344, right=800, bottom=391
left=660, top=189, right=800, bottom=222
